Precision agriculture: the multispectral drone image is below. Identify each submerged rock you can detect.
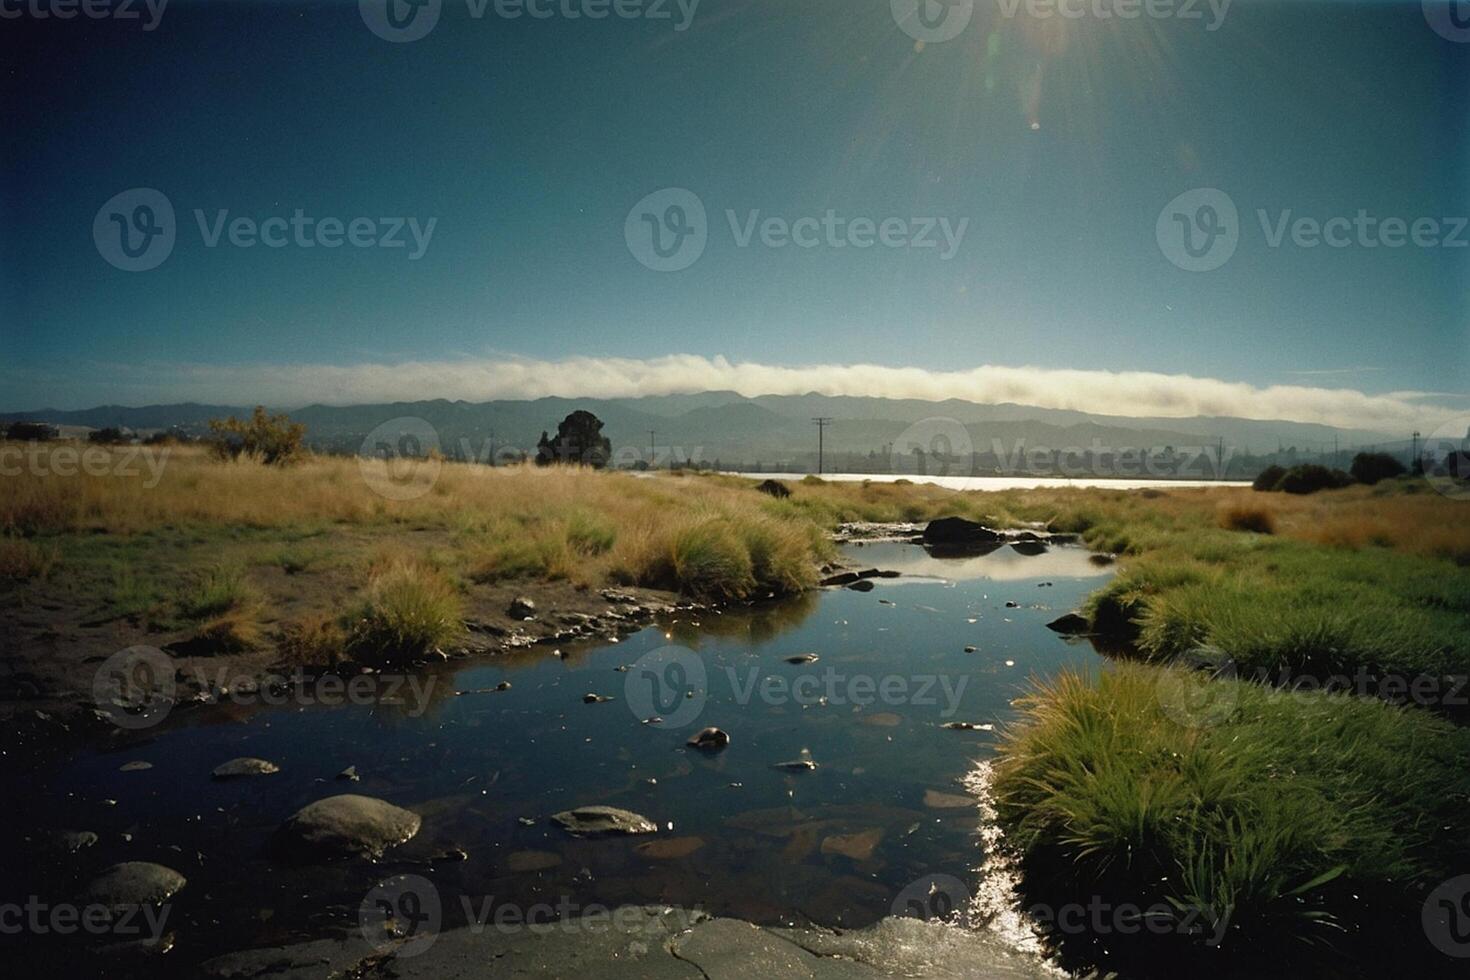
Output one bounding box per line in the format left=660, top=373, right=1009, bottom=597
left=275, top=794, right=421, bottom=859
left=635, top=836, right=706, bottom=860
left=783, top=654, right=819, bottom=665
left=82, top=862, right=186, bottom=911
left=507, top=850, right=563, bottom=873
left=119, top=760, right=153, bottom=772
left=1046, top=612, right=1091, bottom=635
left=551, top=806, right=658, bottom=837
left=820, top=828, right=883, bottom=861
left=687, top=727, right=731, bottom=751
left=211, top=757, right=280, bottom=779
left=847, top=580, right=876, bottom=592
left=583, top=693, right=614, bottom=704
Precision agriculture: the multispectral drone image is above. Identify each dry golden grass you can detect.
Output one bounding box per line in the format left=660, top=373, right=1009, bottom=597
left=1216, top=501, right=1276, bottom=534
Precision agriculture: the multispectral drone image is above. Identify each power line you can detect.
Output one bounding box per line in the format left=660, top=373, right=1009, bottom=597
left=812, top=417, right=833, bottom=475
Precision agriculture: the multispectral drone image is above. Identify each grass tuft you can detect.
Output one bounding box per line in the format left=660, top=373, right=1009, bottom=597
left=350, top=559, right=464, bottom=659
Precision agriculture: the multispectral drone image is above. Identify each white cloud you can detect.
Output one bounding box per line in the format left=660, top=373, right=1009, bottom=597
left=10, top=355, right=1467, bottom=434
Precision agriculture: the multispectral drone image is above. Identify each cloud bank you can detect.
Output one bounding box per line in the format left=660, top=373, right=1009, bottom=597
left=12, top=355, right=1467, bottom=434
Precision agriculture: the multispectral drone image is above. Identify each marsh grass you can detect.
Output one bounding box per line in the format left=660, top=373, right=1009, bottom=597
left=349, top=559, right=464, bottom=659
left=180, top=564, right=257, bottom=620
left=0, top=537, right=59, bottom=582
left=993, top=664, right=1470, bottom=954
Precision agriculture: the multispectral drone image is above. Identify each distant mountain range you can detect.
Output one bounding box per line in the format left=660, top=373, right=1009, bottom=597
left=3, top=393, right=1408, bottom=477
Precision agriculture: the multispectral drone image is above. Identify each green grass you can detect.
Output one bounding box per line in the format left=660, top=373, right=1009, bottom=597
left=349, top=559, right=464, bottom=659
left=179, top=563, right=256, bottom=620
left=993, top=665, right=1470, bottom=957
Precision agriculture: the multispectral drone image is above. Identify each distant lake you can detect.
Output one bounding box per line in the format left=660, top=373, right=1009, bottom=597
left=735, top=472, right=1252, bottom=491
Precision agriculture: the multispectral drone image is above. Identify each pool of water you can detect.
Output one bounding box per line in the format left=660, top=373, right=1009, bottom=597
left=11, top=542, right=1114, bottom=972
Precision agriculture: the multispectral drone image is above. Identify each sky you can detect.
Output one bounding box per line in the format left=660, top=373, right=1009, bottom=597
left=2, top=0, right=1467, bottom=432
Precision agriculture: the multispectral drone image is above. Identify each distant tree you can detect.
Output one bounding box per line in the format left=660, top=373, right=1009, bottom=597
left=1251, top=464, right=1287, bottom=492
left=535, top=411, right=612, bottom=468
left=88, top=427, right=129, bottom=445
left=208, top=406, right=306, bottom=465
left=1349, top=452, right=1406, bottom=485
left=1275, top=464, right=1354, bottom=495
left=6, top=421, right=56, bottom=441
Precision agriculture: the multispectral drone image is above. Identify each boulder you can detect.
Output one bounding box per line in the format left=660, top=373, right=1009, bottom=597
left=211, top=757, right=280, bottom=779
left=551, top=806, right=657, bottom=837
left=508, top=597, right=537, bottom=619
left=275, top=794, right=421, bottom=859
left=82, top=862, right=186, bottom=911
left=1046, top=612, right=1091, bottom=635
left=922, top=517, right=1000, bottom=546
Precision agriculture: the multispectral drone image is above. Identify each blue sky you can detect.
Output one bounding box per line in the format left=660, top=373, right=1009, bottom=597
left=2, top=0, right=1466, bottom=427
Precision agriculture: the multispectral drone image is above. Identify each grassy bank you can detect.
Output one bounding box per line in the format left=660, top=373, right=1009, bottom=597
left=991, top=665, right=1470, bottom=969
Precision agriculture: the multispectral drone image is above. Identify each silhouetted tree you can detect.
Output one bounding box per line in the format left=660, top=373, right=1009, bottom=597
left=1349, top=452, right=1406, bottom=485
left=535, top=411, right=612, bottom=468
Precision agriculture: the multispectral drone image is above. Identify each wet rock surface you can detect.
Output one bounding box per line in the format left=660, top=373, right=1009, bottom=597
left=551, top=805, right=658, bottom=836
left=198, top=906, right=1055, bottom=979
left=274, top=794, right=421, bottom=859
left=211, top=757, right=280, bottom=779
left=81, top=861, right=186, bottom=910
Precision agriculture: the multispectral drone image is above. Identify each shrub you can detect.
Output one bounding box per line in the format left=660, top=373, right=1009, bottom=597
left=181, top=564, right=255, bottom=620
left=208, top=406, right=306, bottom=466
left=87, top=427, right=130, bottom=445
left=1250, top=465, right=1286, bottom=491
left=5, top=421, right=56, bottom=441
left=670, top=519, right=755, bottom=599
left=351, top=559, right=463, bottom=659
left=1217, top=503, right=1275, bottom=534
left=1274, top=464, right=1353, bottom=495
left=278, top=613, right=349, bottom=666
left=1349, top=452, right=1407, bottom=485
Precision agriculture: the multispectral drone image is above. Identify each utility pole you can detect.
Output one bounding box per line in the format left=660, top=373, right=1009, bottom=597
left=648, top=430, right=657, bottom=469
left=1412, top=430, right=1420, bottom=471
left=812, top=417, right=832, bottom=475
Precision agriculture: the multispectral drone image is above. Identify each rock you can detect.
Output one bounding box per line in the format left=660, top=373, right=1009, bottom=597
left=772, top=751, right=818, bottom=772
left=1009, top=540, right=1048, bottom=556
left=583, top=693, right=614, bottom=704
left=783, top=654, right=819, bottom=665
left=211, top=757, right=280, bottom=779
left=820, top=828, right=883, bottom=861
left=118, top=760, right=153, bottom=772
left=1045, top=612, right=1091, bottom=635
left=922, top=517, right=1000, bottom=547
left=847, top=580, right=876, bottom=592
left=495, top=681, right=511, bottom=691
left=923, top=789, right=975, bottom=809
left=1088, top=553, right=1116, bottom=566
left=755, top=479, right=791, bottom=499
left=275, top=794, right=421, bottom=859
left=82, top=862, right=186, bottom=911
left=940, top=721, right=994, bottom=731
left=635, top=836, right=706, bottom=860
left=963, top=645, right=977, bottom=653
left=336, top=765, right=360, bottom=781
left=54, top=829, right=99, bottom=853
left=1004, top=600, right=1019, bottom=608
left=551, top=806, right=658, bottom=837
left=508, top=597, right=537, bottom=619
left=687, top=727, right=730, bottom=751
left=819, top=571, right=861, bottom=587
left=507, top=850, right=563, bottom=873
